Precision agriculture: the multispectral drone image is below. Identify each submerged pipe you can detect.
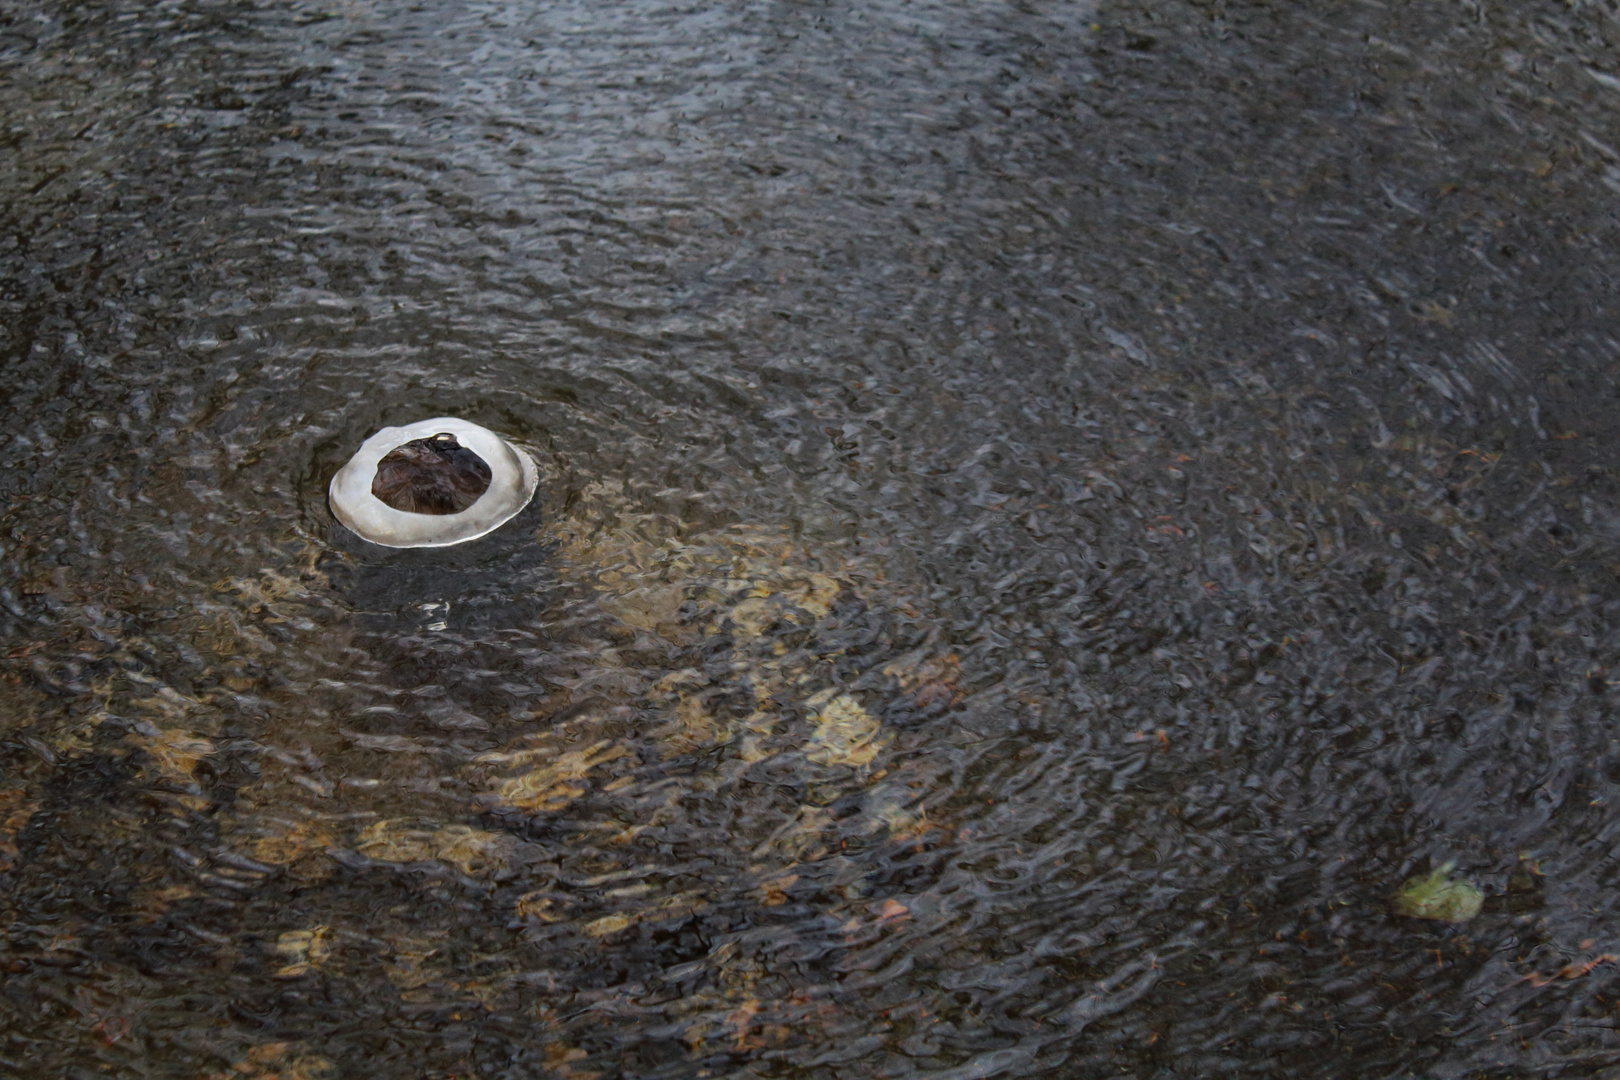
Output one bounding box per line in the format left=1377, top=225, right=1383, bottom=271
left=329, top=417, right=538, bottom=548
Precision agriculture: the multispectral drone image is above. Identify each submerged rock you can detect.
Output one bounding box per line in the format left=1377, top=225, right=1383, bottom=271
left=805, top=691, right=884, bottom=767
left=1393, top=862, right=1483, bottom=923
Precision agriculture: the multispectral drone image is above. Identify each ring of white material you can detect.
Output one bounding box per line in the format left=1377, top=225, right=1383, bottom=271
left=328, top=417, right=538, bottom=548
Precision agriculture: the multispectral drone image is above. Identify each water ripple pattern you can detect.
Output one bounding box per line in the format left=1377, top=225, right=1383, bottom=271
left=4, top=0, right=1620, bottom=1077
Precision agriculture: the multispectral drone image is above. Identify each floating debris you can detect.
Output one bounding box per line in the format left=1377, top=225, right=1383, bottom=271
left=1393, top=862, right=1483, bottom=922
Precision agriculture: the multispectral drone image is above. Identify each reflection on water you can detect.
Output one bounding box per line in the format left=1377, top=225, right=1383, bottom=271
left=6, top=0, right=1620, bottom=1075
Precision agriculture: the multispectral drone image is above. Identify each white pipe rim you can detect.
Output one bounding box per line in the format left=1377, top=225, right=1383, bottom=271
left=328, top=417, right=538, bottom=548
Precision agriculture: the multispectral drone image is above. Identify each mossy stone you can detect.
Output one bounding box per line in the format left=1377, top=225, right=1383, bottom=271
left=1393, top=862, right=1483, bottom=923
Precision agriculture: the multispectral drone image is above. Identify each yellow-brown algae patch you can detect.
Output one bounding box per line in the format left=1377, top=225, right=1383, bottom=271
left=857, top=782, right=932, bottom=839
left=495, top=767, right=577, bottom=812
left=724, top=596, right=776, bottom=642
left=642, top=888, right=707, bottom=924
left=128, top=727, right=215, bottom=810
left=783, top=572, right=842, bottom=618
left=584, top=912, right=635, bottom=938
left=805, top=692, right=884, bottom=767
left=129, top=726, right=215, bottom=780
left=515, top=891, right=575, bottom=923
left=131, top=884, right=195, bottom=924
left=354, top=820, right=510, bottom=874
left=271, top=925, right=332, bottom=977
left=596, top=583, right=686, bottom=633
left=354, top=820, right=437, bottom=863
left=242, top=817, right=339, bottom=876
left=216, top=567, right=327, bottom=625
left=597, top=786, right=683, bottom=847
left=381, top=936, right=506, bottom=1007
left=734, top=730, right=772, bottom=764
left=482, top=740, right=633, bottom=813
left=712, top=572, right=841, bottom=642
left=383, top=939, right=440, bottom=991
left=430, top=824, right=509, bottom=875
left=579, top=886, right=708, bottom=940
left=41, top=701, right=105, bottom=759
left=727, top=998, right=762, bottom=1050
left=647, top=667, right=707, bottom=701
left=539, top=1041, right=600, bottom=1080
left=750, top=806, right=835, bottom=863
left=660, top=693, right=726, bottom=751
left=667, top=979, right=799, bottom=1057
left=201, top=1042, right=334, bottom=1080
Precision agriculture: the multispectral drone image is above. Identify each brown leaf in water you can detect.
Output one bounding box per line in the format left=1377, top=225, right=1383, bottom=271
left=759, top=874, right=798, bottom=906
left=370, top=434, right=491, bottom=515
left=884, top=652, right=962, bottom=711
left=728, top=998, right=761, bottom=1049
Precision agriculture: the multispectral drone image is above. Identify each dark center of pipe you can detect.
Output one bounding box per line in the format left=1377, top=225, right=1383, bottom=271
left=370, top=432, right=493, bottom=515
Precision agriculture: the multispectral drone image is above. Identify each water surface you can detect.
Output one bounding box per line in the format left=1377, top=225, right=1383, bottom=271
left=5, top=1, right=1620, bottom=1076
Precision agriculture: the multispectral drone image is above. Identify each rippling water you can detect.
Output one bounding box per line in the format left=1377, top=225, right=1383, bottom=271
left=6, top=0, right=1620, bottom=1076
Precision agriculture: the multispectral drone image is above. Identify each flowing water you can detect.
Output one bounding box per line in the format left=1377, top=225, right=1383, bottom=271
left=6, top=1, right=1620, bottom=1076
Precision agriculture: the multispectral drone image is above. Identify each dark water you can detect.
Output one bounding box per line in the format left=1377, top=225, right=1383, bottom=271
left=5, top=0, right=1620, bottom=1075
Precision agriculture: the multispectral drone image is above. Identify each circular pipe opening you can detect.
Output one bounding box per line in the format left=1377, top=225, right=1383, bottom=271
left=370, top=433, right=493, bottom=515
left=329, top=418, right=538, bottom=548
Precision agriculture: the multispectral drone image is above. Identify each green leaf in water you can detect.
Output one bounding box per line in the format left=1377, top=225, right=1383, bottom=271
left=1392, top=861, right=1483, bottom=923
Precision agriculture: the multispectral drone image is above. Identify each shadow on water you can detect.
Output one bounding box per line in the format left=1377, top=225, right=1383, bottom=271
left=5, top=0, right=1620, bottom=1076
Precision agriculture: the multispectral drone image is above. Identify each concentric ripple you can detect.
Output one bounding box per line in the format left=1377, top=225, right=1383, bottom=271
left=5, top=1, right=1620, bottom=1077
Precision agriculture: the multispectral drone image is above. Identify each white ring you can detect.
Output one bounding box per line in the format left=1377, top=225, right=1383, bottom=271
left=328, top=417, right=538, bottom=548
